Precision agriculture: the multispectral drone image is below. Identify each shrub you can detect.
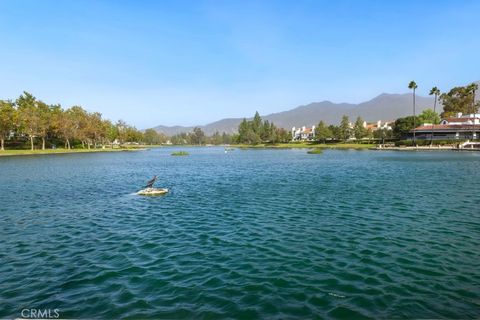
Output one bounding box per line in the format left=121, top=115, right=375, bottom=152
left=171, top=151, right=189, bottom=156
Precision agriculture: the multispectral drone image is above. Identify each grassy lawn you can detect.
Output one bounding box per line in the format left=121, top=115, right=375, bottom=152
left=0, top=147, right=146, bottom=157
left=232, top=142, right=375, bottom=150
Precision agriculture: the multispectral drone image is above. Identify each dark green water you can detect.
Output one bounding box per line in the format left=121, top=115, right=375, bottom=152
left=1, top=148, right=479, bottom=319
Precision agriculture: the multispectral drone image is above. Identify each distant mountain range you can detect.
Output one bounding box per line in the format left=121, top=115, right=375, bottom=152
left=153, top=83, right=479, bottom=136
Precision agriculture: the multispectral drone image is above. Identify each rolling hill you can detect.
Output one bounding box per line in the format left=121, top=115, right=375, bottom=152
left=153, top=92, right=437, bottom=136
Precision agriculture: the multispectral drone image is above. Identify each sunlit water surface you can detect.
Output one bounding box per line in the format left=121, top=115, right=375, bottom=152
left=1, top=148, right=479, bottom=319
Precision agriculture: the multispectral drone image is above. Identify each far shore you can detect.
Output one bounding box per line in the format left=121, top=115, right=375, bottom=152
left=0, top=147, right=148, bottom=157
left=3, top=143, right=478, bottom=157
left=231, top=143, right=375, bottom=150
left=372, top=145, right=480, bottom=152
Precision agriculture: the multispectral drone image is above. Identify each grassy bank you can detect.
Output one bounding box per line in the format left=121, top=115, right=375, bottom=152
left=0, top=148, right=147, bottom=157
left=231, top=143, right=375, bottom=150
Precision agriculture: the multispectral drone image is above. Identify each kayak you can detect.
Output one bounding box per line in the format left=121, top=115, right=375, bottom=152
left=137, top=187, right=169, bottom=196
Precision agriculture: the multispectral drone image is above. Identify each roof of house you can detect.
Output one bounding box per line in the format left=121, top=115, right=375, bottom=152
left=444, top=117, right=476, bottom=123
left=412, top=124, right=479, bottom=132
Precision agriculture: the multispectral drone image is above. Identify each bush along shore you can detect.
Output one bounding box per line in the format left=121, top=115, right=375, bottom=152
left=232, top=142, right=374, bottom=150
left=0, top=147, right=148, bottom=157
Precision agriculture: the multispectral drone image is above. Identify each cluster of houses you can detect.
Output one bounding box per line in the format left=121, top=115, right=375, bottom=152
left=412, top=112, right=480, bottom=140
left=291, top=126, right=316, bottom=141
left=291, top=120, right=394, bottom=141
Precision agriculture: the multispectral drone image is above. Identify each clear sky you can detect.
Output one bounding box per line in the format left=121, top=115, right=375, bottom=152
left=1, top=0, right=479, bottom=128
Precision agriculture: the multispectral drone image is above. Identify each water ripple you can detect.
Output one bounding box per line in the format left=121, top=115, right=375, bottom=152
left=0, top=148, right=479, bottom=318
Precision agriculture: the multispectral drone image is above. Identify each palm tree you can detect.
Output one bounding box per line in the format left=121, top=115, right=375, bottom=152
left=408, top=81, right=418, bottom=145
left=467, top=83, right=478, bottom=140
left=429, top=86, right=440, bottom=145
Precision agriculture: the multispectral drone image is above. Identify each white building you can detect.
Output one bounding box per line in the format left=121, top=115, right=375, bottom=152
left=412, top=112, right=480, bottom=140
left=363, top=120, right=394, bottom=131
left=292, top=125, right=316, bottom=141
left=440, top=113, right=480, bottom=125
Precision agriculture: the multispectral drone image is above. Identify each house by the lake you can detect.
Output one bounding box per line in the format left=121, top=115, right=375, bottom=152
left=292, top=126, right=315, bottom=141
left=411, top=113, right=480, bottom=140
left=363, top=120, right=394, bottom=131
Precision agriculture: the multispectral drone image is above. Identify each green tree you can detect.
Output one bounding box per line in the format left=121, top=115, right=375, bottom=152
left=208, top=131, right=223, bottom=145
left=252, top=111, right=263, bottom=136
left=16, top=91, right=40, bottom=150
left=328, top=125, right=340, bottom=140
left=190, top=127, right=206, bottom=145
left=51, top=105, right=73, bottom=149
left=429, top=87, right=441, bottom=115
left=440, top=84, right=479, bottom=117
left=373, top=128, right=393, bottom=143
left=246, top=128, right=261, bottom=144
left=353, top=116, right=367, bottom=140
left=104, top=120, right=118, bottom=147
left=393, top=116, right=417, bottom=139
left=275, top=128, right=290, bottom=143
left=417, top=109, right=440, bottom=125
left=315, top=120, right=332, bottom=143
left=238, top=118, right=249, bottom=143
left=69, top=106, right=90, bottom=147
left=37, top=101, right=52, bottom=150
left=339, top=115, right=351, bottom=141
left=0, top=100, right=16, bottom=150
left=408, top=81, right=418, bottom=143
left=261, top=120, right=271, bottom=141
left=125, top=126, right=143, bottom=143
left=171, top=133, right=188, bottom=145
left=468, top=83, right=479, bottom=140
left=83, top=112, right=104, bottom=148
left=466, top=83, right=478, bottom=115
left=429, top=86, right=441, bottom=145
left=237, top=113, right=268, bottom=144
left=144, top=129, right=161, bottom=145
left=222, top=132, right=232, bottom=144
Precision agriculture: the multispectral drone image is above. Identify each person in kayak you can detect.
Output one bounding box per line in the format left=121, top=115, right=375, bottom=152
left=145, top=175, right=157, bottom=188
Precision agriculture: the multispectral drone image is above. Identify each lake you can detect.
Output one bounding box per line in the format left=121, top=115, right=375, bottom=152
left=0, top=147, right=479, bottom=319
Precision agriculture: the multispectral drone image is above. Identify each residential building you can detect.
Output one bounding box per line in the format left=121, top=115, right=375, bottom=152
left=292, top=125, right=316, bottom=141
left=411, top=113, right=480, bottom=140
left=363, top=120, right=394, bottom=131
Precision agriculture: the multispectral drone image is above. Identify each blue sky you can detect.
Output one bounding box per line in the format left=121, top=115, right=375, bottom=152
left=1, top=0, right=479, bottom=128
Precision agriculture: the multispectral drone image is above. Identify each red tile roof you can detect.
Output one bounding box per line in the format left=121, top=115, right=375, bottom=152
left=444, top=117, right=475, bottom=123
left=413, top=124, right=479, bottom=132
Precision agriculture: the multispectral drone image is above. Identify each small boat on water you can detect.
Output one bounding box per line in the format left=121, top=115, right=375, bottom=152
left=137, top=187, right=169, bottom=196
left=137, top=175, right=168, bottom=196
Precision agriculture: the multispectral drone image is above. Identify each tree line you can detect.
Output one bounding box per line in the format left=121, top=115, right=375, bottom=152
left=165, top=112, right=291, bottom=146
left=2, top=83, right=477, bottom=150
left=0, top=91, right=143, bottom=150
left=237, top=112, right=291, bottom=144
left=175, top=82, right=478, bottom=146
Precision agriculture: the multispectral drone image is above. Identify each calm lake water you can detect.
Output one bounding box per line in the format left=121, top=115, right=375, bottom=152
left=1, top=148, right=479, bottom=319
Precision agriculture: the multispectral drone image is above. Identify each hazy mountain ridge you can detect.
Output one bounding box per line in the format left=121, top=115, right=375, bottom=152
left=153, top=86, right=478, bottom=136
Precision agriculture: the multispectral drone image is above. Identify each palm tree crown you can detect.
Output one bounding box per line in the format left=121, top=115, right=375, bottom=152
left=408, top=81, right=418, bottom=90
left=429, top=86, right=440, bottom=96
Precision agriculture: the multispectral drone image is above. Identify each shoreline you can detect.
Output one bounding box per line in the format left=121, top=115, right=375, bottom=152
left=230, top=143, right=374, bottom=150
left=371, top=146, right=480, bottom=152
left=0, top=148, right=148, bottom=157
